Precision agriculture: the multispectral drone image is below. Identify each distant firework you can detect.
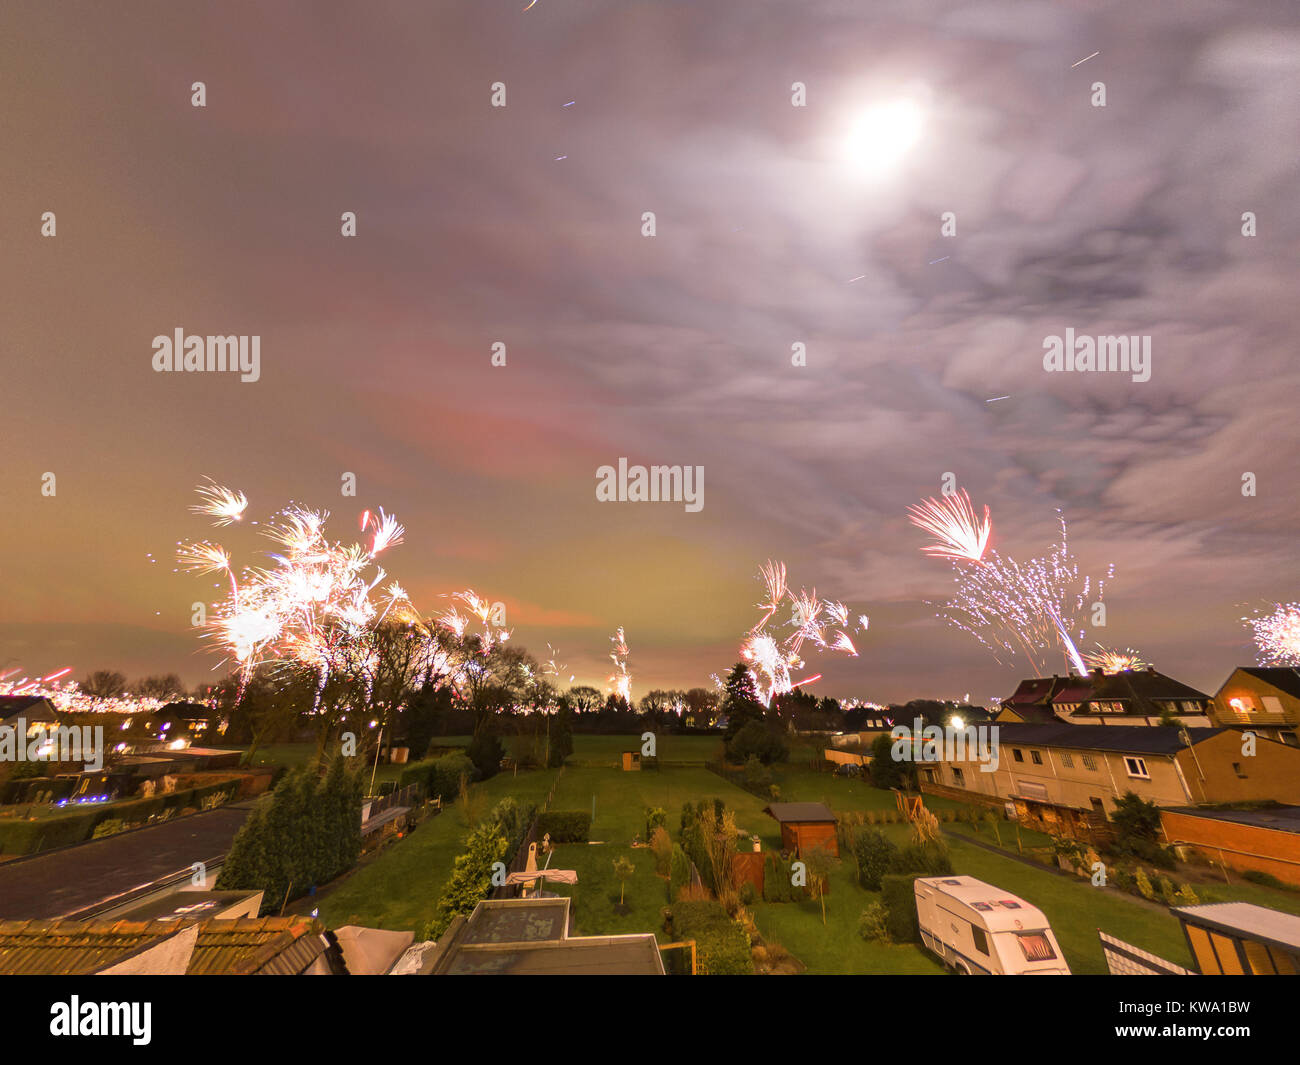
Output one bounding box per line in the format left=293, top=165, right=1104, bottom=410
left=1083, top=645, right=1148, bottom=673
left=1244, top=603, right=1300, bottom=667
left=608, top=627, right=632, bottom=702
left=739, top=560, right=864, bottom=706
left=911, top=490, right=1112, bottom=677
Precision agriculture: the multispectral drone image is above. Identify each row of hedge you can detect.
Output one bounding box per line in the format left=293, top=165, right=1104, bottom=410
left=0, top=778, right=241, bottom=856
left=666, top=899, right=753, bottom=975
left=536, top=810, right=591, bottom=843
left=397, top=751, right=478, bottom=801
left=423, top=798, right=537, bottom=938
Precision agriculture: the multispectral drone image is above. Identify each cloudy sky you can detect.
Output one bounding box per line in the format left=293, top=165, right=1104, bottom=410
left=2, top=0, right=1298, bottom=702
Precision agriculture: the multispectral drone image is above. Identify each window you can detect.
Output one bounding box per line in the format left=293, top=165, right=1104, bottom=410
left=971, top=925, right=989, bottom=955
left=1081, top=754, right=1097, bottom=771
left=1016, top=932, right=1057, bottom=962
left=1030, top=750, right=1043, bottom=765
left=1124, top=756, right=1150, bottom=779
left=1012, top=748, right=1024, bottom=762
left=951, top=767, right=965, bottom=787
left=1060, top=752, right=1074, bottom=768
left=1263, top=696, right=1284, bottom=715
left=1232, top=762, right=1247, bottom=779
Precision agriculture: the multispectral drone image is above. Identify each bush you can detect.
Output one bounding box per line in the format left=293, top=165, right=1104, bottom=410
left=857, top=901, right=892, bottom=943
left=669, top=899, right=753, bottom=975
left=741, top=755, right=772, bottom=791
left=92, top=818, right=131, bottom=839
left=1134, top=868, right=1156, bottom=901
left=650, top=826, right=673, bottom=877
left=892, top=840, right=954, bottom=877
left=669, top=843, right=692, bottom=899
left=880, top=874, right=922, bottom=943
left=1241, top=869, right=1296, bottom=891
left=216, top=757, right=364, bottom=909
left=466, top=731, right=506, bottom=780
left=1173, top=882, right=1200, bottom=905
left=851, top=828, right=900, bottom=891
left=763, top=851, right=803, bottom=902
left=725, top=721, right=789, bottom=765
left=536, top=810, right=592, bottom=843
left=428, top=752, right=477, bottom=802
left=645, top=806, right=668, bottom=843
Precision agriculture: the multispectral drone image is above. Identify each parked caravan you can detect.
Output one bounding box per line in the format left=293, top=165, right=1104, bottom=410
left=914, top=875, right=1070, bottom=975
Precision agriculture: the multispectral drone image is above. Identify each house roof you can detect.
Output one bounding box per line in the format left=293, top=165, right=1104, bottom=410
left=0, top=696, right=59, bottom=724
left=188, top=917, right=330, bottom=975
left=763, top=802, right=837, bottom=824
left=996, top=704, right=1059, bottom=725
left=1077, top=669, right=1211, bottom=715
left=0, top=804, right=254, bottom=919
left=0, top=919, right=179, bottom=975
left=1173, top=902, right=1300, bottom=953
left=1003, top=677, right=1065, bottom=706
left=1230, top=667, right=1300, bottom=700
left=995, top=722, right=1225, bottom=756
left=1163, top=805, right=1300, bottom=836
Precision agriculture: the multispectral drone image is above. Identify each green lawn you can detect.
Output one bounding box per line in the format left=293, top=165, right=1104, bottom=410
left=314, top=767, right=559, bottom=931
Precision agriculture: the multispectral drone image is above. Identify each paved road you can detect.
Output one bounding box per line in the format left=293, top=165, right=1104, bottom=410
left=0, top=804, right=255, bottom=919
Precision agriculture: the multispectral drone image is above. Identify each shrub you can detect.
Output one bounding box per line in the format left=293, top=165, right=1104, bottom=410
left=669, top=843, right=691, bottom=899
left=669, top=899, right=753, bottom=975
left=466, top=731, right=505, bottom=780
left=880, top=874, right=922, bottom=943
left=725, top=721, right=789, bottom=766
left=1134, top=868, right=1156, bottom=901
left=650, top=826, right=673, bottom=877
left=1242, top=869, right=1294, bottom=891
left=1173, top=883, right=1200, bottom=905
left=763, top=851, right=802, bottom=903
left=741, top=754, right=772, bottom=791
left=645, top=806, right=668, bottom=842
left=892, top=840, right=954, bottom=877
left=92, top=818, right=130, bottom=839
left=857, top=901, right=892, bottom=943
left=851, top=828, right=900, bottom=891
left=428, top=752, right=477, bottom=802
left=537, top=810, right=592, bottom=843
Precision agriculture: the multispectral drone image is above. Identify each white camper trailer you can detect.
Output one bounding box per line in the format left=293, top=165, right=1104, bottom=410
left=914, top=875, right=1070, bottom=975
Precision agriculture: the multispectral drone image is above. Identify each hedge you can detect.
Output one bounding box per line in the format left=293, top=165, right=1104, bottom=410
left=881, top=873, right=922, bottom=943
left=669, top=899, right=753, bottom=975
left=536, top=810, right=591, bottom=843
left=0, top=779, right=242, bottom=856
left=669, top=844, right=691, bottom=900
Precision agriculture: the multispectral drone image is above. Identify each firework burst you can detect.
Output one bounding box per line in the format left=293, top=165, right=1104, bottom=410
left=607, top=627, right=632, bottom=702
left=740, top=561, right=862, bottom=706
left=911, top=490, right=1112, bottom=677
left=1244, top=603, right=1300, bottom=667
left=1082, top=644, right=1149, bottom=673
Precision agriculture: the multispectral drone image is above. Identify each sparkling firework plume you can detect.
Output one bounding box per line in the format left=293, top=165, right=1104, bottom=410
left=1244, top=603, right=1300, bottom=667
left=608, top=627, right=632, bottom=702
left=740, top=561, right=864, bottom=706
left=179, top=483, right=499, bottom=708
left=1082, top=644, right=1149, bottom=674
left=910, top=490, right=1112, bottom=677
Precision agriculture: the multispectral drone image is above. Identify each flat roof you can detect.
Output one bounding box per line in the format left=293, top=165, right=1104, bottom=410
left=114, top=889, right=262, bottom=924
left=424, top=898, right=664, bottom=975
left=0, top=803, right=254, bottom=919
left=1164, top=805, right=1300, bottom=835
left=763, top=802, right=837, bottom=824
left=1173, top=902, right=1300, bottom=953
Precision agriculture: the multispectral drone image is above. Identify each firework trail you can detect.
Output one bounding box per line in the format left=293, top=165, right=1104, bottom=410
left=608, top=627, right=632, bottom=702
left=1082, top=644, right=1148, bottom=673
left=910, top=490, right=1111, bottom=676
left=190, top=479, right=248, bottom=527
left=1244, top=603, right=1300, bottom=667
left=740, top=561, right=862, bottom=706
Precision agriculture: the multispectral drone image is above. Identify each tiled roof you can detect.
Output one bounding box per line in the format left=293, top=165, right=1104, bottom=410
left=0, top=916, right=328, bottom=975
left=994, top=722, right=1224, bottom=756
left=763, top=802, right=837, bottom=823
left=0, top=919, right=180, bottom=975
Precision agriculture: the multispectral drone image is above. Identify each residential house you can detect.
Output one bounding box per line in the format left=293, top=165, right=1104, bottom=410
left=916, top=722, right=1300, bottom=842
left=1211, top=667, right=1300, bottom=746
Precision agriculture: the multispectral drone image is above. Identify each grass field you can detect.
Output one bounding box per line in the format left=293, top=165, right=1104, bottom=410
left=313, top=767, right=559, bottom=931
left=299, top=740, right=1300, bottom=973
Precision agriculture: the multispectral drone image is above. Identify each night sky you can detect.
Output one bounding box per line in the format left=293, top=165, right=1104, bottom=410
left=3, top=1, right=1298, bottom=703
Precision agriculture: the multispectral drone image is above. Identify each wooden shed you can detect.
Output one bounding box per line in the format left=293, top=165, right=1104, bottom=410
left=763, top=802, right=838, bottom=857
left=621, top=751, right=641, bottom=772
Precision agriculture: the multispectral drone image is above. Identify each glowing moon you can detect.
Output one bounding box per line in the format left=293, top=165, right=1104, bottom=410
left=843, top=99, right=924, bottom=172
